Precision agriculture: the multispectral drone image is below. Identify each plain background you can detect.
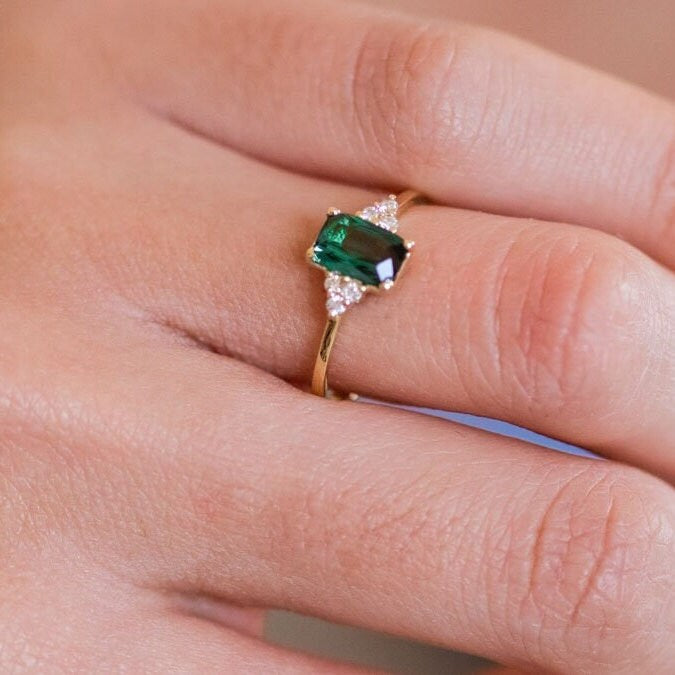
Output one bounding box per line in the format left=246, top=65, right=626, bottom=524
left=264, top=1, right=675, bottom=672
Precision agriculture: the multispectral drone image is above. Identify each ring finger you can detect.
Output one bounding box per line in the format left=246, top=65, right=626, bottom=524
left=92, top=117, right=675, bottom=479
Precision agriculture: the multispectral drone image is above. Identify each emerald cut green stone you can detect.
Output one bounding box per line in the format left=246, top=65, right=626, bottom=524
left=311, top=213, right=408, bottom=287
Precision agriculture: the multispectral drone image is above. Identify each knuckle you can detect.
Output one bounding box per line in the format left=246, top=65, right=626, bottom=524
left=351, top=21, right=478, bottom=173
left=261, top=432, right=458, bottom=585
left=494, top=229, right=652, bottom=416
left=510, top=466, right=675, bottom=669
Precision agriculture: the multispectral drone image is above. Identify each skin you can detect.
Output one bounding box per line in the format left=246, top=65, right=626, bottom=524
left=0, top=0, right=674, bottom=672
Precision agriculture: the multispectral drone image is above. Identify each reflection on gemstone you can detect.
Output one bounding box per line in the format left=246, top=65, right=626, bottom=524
left=375, top=258, right=394, bottom=282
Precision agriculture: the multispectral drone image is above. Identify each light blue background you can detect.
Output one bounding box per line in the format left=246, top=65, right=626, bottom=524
left=414, top=408, right=599, bottom=458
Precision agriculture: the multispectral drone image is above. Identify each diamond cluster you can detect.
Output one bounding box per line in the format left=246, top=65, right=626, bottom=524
left=356, top=195, right=399, bottom=232
left=324, top=272, right=365, bottom=317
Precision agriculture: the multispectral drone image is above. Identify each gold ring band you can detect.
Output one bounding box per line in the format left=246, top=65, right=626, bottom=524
left=307, top=189, right=426, bottom=398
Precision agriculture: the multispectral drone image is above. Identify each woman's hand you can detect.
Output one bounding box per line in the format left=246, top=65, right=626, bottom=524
left=1, top=1, right=673, bottom=671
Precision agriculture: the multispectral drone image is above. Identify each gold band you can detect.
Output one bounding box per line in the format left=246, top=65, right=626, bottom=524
left=311, top=316, right=341, bottom=397
left=310, top=189, right=425, bottom=398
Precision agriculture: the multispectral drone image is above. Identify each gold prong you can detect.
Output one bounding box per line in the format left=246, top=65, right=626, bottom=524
left=306, top=246, right=316, bottom=260
left=327, top=207, right=340, bottom=215
left=405, top=240, right=415, bottom=250
left=388, top=194, right=397, bottom=200
left=381, top=279, right=394, bottom=290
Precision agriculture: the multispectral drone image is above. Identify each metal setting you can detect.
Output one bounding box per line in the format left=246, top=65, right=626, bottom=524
left=308, top=189, right=425, bottom=398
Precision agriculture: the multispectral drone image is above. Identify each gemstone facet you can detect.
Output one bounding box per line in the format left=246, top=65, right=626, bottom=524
left=311, top=213, right=409, bottom=287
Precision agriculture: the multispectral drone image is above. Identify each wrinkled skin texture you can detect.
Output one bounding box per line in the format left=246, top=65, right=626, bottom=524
left=0, top=1, right=674, bottom=673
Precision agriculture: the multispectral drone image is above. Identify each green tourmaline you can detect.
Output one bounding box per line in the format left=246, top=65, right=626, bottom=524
left=311, top=213, right=408, bottom=287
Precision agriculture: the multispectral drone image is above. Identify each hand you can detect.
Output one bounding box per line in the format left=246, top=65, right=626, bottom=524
left=1, top=1, right=673, bottom=671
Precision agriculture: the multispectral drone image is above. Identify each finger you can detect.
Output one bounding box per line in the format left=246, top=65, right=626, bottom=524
left=85, top=123, right=673, bottom=478
left=13, top=111, right=672, bottom=475
left=0, top=540, right=367, bottom=673
left=20, top=325, right=672, bottom=674
left=100, top=0, right=675, bottom=266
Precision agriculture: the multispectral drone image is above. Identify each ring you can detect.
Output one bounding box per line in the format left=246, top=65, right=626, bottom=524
left=306, top=189, right=426, bottom=398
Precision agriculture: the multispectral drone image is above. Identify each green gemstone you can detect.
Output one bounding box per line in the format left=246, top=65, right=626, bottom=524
left=311, top=213, right=408, bottom=287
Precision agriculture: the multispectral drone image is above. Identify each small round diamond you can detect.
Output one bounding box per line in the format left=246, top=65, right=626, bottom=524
left=377, top=215, right=398, bottom=231
left=359, top=206, right=378, bottom=222
left=324, top=272, right=340, bottom=289
left=357, top=197, right=399, bottom=231
left=341, top=280, right=363, bottom=304
left=381, top=198, right=397, bottom=213
left=326, top=296, right=346, bottom=316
